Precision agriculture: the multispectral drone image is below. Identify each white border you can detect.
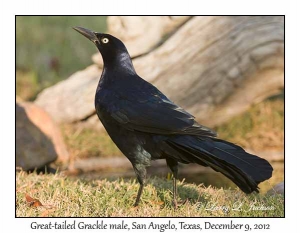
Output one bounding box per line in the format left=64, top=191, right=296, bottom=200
left=2, top=0, right=299, bottom=232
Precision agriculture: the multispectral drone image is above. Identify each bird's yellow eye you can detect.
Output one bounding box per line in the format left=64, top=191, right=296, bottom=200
left=101, top=38, right=109, bottom=44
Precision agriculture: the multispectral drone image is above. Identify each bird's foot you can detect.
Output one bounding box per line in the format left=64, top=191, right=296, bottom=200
left=133, top=202, right=139, bottom=207
left=172, top=199, right=189, bottom=209
left=172, top=200, right=178, bottom=209
left=130, top=205, right=140, bottom=212
left=131, top=201, right=140, bottom=210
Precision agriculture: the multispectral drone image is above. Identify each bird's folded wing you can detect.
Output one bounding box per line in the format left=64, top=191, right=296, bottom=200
left=107, top=89, right=216, bottom=137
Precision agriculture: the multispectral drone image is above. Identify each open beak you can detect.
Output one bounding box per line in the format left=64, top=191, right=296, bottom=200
left=73, top=26, right=99, bottom=43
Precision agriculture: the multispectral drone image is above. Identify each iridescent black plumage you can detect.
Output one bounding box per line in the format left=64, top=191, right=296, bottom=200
left=74, top=27, right=273, bottom=207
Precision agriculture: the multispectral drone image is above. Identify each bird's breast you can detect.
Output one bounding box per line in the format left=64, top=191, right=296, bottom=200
left=94, top=106, right=163, bottom=164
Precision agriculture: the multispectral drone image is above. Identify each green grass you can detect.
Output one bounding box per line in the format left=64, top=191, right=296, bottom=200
left=16, top=172, right=284, bottom=217
left=16, top=16, right=107, bottom=100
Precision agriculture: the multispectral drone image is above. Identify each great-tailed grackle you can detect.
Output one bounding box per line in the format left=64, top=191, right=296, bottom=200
left=73, top=26, right=273, bottom=207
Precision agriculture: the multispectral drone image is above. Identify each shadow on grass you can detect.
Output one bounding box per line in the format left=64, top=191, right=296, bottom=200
left=146, top=177, right=214, bottom=208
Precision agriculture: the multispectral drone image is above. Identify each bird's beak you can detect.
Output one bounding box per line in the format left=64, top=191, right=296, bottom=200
left=73, top=26, right=99, bottom=43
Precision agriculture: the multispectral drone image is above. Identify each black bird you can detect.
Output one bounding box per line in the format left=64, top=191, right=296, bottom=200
left=73, top=26, right=273, bottom=207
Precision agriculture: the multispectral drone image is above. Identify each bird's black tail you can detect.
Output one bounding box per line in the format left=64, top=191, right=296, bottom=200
left=165, top=136, right=273, bottom=193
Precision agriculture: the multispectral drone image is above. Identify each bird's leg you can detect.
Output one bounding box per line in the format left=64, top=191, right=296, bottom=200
left=172, top=174, right=178, bottom=208
left=173, top=178, right=177, bottom=199
left=166, top=158, right=179, bottom=208
left=134, top=183, right=144, bottom=207
left=133, top=164, right=146, bottom=207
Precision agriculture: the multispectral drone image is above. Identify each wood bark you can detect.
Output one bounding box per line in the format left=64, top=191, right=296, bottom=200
left=35, top=16, right=284, bottom=128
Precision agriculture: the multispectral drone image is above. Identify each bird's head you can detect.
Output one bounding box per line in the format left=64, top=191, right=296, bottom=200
left=73, top=26, right=133, bottom=71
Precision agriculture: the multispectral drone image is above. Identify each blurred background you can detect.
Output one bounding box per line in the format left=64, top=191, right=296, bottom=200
left=16, top=16, right=107, bottom=100
left=16, top=16, right=284, bottom=194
